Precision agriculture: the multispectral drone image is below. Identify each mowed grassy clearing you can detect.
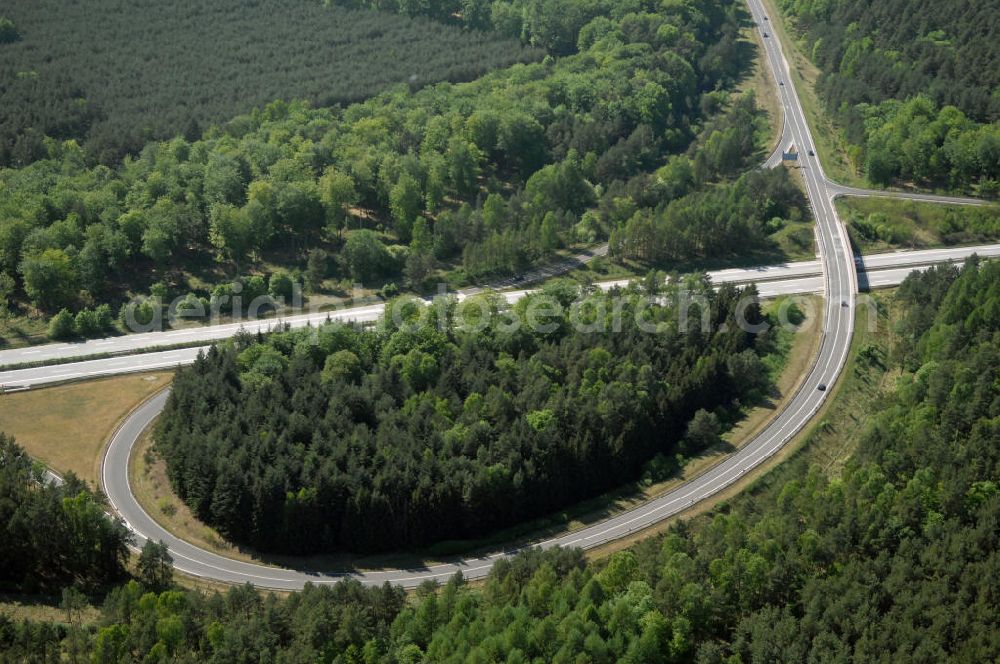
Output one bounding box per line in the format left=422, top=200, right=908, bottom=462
left=837, top=197, right=1000, bottom=253
left=0, top=373, right=172, bottom=488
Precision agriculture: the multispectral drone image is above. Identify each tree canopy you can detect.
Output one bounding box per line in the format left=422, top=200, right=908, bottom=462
left=0, top=0, right=756, bottom=333
left=0, top=434, right=131, bottom=592
left=5, top=259, right=1000, bottom=662
left=776, top=0, right=1000, bottom=194
left=0, top=0, right=539, bottom=168
left=156, top=280, right=769, bottom=553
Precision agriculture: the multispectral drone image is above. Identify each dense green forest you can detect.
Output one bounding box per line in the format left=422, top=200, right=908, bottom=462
left=609, top=148, right=808, bottom=263
left=4, top=259, right=999, bottom=662
left=325, top=0, right=719, bottom=58
left=775, top=0, right=1000, bottom=194
left=375, top=259, right=1000, bottom=662
left=0, top=434, right=131, bottom=593
left=0, top=0, right=780, bottom=341
left=0, top=0, right=539, bottom=168
left=156, top=279, right=770, bottom=553
left=0, top=576, right=409, bottom=664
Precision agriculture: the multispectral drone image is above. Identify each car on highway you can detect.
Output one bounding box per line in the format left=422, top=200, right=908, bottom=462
left=808, top=149, right=815, bottom=156
left=764, top=32, right=769, bottom=37
left=818, top=383, right=827, bottom=391
left=779, top=81, right=784, bottom=86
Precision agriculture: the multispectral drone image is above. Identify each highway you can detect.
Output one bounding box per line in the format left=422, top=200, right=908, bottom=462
left=3, top=0, right=994, bottom=589
left=763, top=120, right=792, bottom=169
left=3, top=241, right=996, bottom=376
left=826, top=182, right=986, bottom=206
left=2, top=244, right=997, bottom=390
left=0, top=247, right=610, bottom=370
left=2, top=17, right=985, bottom=375
left=753, top=4, right=987, bottom=213
left=87, top=0, right=886, bottom=589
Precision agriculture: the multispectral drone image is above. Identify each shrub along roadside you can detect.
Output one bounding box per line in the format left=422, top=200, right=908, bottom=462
left=47, top=304, right=115, bottom=340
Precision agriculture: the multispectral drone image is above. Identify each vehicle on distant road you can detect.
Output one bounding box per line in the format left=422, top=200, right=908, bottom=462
left=818, top=384, right=827, bottom=391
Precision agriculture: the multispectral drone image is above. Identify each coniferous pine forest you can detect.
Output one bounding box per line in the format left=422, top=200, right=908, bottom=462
left=0, top=0, right=540, bottom=168
left=156, top=281, right=772, bottom=553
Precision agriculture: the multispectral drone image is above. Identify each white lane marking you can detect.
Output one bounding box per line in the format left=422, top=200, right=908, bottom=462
left=45, top=0, right=980, bottom=588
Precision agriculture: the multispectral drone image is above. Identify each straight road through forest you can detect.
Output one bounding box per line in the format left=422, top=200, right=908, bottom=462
left=3, top=244, right=998, bottom=390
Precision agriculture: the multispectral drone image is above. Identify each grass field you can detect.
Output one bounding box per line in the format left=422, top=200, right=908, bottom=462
left=838, top=197, right=1000, bottom=253
left=771, top=215, right=817, bottom=261
left=0, top=592, right=102, bottom=625
left=0, top=315, right=48, bottom=351
left=735, top=23, right=784, bottom=159
left=0, top=373, right=172, bottom=487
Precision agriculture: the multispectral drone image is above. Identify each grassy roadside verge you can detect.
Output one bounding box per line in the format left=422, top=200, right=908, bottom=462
left=737, top=21, right=784, bottom=158
left=566, top=230, right=818, bottom=285
left=127, top=295, right=823, bottom=574
left=0, top=317, right=49, bottom=352
left=837, top=197, right=1000, bottom=253
left=130, top=427, right=261, bottom=565
left=0, top=372, right=173, bottom=488
left=757, top=0, right=865, bottom=188
left=0, top=592, right=102, bottom=625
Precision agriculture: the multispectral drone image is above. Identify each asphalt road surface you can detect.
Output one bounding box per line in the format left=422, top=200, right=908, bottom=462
left=5, top=0, right=994, bottom=588
left=3, top=242, right=996, bottom=378
left=0, top=245, right=608, bottom=370
left=2, top=244, right=996, bottom=391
